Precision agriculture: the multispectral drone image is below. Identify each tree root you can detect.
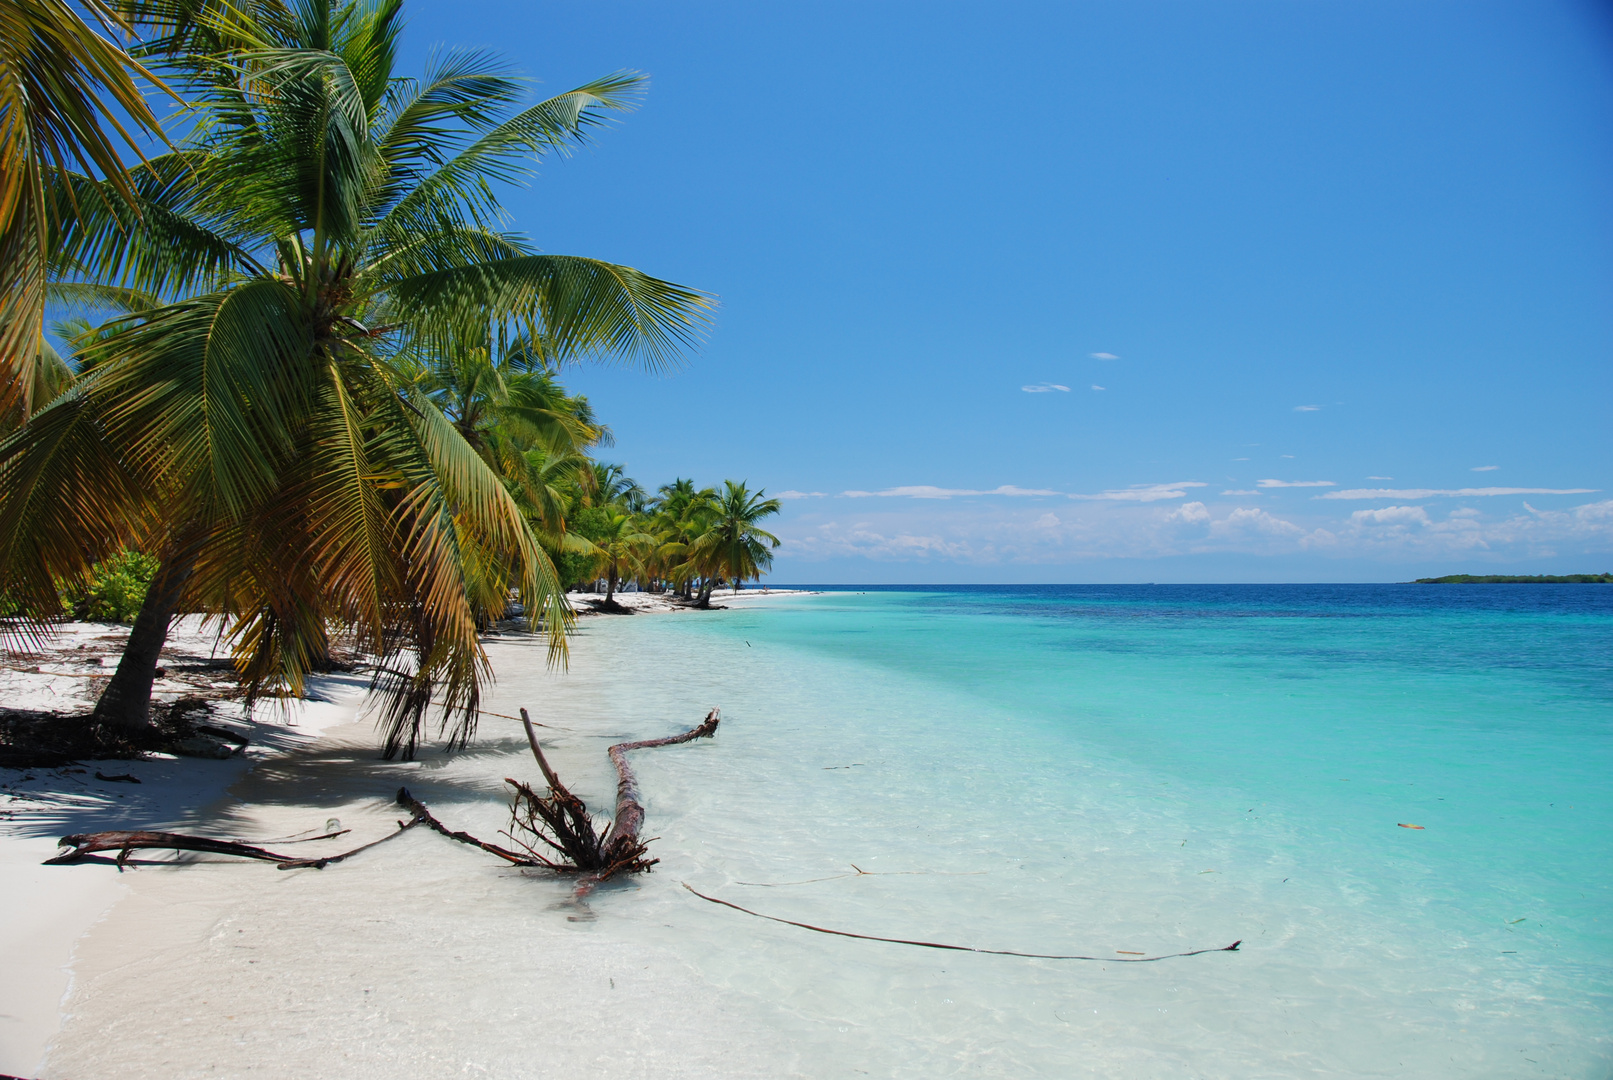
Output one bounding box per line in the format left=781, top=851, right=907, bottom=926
left=503, top=707, right=720, bottom=894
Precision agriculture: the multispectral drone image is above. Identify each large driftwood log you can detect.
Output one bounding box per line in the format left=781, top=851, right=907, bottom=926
left=601, top=708, right=720, bottom=867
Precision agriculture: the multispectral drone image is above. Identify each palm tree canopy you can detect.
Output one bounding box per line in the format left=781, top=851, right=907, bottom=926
left=689, top=480, right=782, bottom=589
left=0, top=0, right=177, bottom=420
left=0, top=0, right=713, bottom=756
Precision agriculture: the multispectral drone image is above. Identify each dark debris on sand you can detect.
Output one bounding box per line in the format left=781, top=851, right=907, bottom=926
left=0, top=696, right=244, bottom=769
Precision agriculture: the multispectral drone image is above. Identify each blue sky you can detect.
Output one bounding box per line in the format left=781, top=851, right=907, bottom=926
left=402, top=1, right=1613, bottom=582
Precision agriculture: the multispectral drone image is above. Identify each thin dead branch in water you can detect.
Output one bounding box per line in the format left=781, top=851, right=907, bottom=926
left=681, top=883, right=1242, bottom=962
left=736, top=865, right=991, bottom=888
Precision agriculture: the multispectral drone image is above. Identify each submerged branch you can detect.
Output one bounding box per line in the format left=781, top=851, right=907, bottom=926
left=681, top=883, right=1242, bottom=962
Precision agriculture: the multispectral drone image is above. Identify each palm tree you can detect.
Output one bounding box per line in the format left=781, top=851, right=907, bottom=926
left=648, top=482, right=716, bottom=600
left=0, top=0, right=711, bottom=756
left=589, top=511, right=656, bottom=607
left=689, top=480, right=781, bottom=607
left=0, top=0, right=176, bottom=422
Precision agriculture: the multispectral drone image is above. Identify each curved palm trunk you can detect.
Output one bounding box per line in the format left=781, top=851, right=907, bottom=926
left=91, top=546, right=198, bottom=736
left=695, top=577, right=717, bottom=608
left=605, top=566, right=618, bottom=604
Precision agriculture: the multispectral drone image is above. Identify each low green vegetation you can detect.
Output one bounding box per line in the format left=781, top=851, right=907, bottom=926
left=1412, top=574, right=1612, bottom=584
left=64, top=551, right=160, bottom=623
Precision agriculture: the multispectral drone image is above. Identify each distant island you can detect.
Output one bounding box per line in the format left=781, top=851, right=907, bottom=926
left=1412, top=573, right=1612, bottom=584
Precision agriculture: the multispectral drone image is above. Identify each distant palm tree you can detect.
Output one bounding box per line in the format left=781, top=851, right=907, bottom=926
left=0, top=0, right=711, bottom=755
left=689, top=480, right=781, bottom=607
left=0, top=0, right=176, bottom=421
left=590, top=511, right=656, bottom=607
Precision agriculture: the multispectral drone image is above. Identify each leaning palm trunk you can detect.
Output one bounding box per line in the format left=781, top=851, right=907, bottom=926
left=91, top=547, right=195, bottom=734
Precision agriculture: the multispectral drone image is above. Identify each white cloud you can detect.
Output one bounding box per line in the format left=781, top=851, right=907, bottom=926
left=1090, top=352, right=1119, bottom=360
left=840, top=484, right=1063, bottom=500
left=775, top=490, right=827, bottom=500
left=1210, top=507, right=1306, bottom=538
left=1068, top=481, right=1208, bottom=502
left=1257, top=479, right=1336, bottom=488
left=1471, top=465, right=1499, bottom=472
left=1294, top=405, right=1321, bottom=412
left=1022, top=383, right=1070, bottom=393
left=1091, top=384, right=1106, bottom=391
left=1319, top=487, right=1597, bottom=500
left=774, top=496, right=1613, bottom=567
left=1232, top=457, right=1250, bottom=462
left=1280, top=455, right=1295, bottom=459
left=1350, top=505, right=1430, bottom=527
left=1221, top=489, right=1259, bottom=495
left=1366, top=476, right=1394, bottom=480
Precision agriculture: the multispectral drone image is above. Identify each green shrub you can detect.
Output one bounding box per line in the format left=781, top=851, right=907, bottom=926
left=66, top=551, right=160, bottom=623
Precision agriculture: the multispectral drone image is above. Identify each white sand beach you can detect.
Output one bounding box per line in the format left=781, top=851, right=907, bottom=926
left=0, top=592, right=813, bottom=1080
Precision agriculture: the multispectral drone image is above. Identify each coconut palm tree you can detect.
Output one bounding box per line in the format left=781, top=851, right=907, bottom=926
left=689, top=481, right=780, bottom=607
left=648, top=482, right=716, bottom=600
left=589, top=511, right=656, bottom=608
left=0, top=0, right=176, bottom=421
left=0, top=0, right=710, bottom=756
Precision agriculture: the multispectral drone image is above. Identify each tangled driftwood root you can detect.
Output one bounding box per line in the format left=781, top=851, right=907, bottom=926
left=44, top=707, right=722, bottom=891
left=504, top=707, right=721, bottom=894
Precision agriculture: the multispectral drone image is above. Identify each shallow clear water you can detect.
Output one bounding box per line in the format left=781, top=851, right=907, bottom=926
left=495, top=585, right=1613, bottom=1077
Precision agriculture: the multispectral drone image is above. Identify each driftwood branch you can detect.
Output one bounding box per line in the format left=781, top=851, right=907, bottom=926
left=42, top=708, right=725, bottom=891
left=394, top=786, right=537, bottom=866
left=47, top=815, right=423, bottom=871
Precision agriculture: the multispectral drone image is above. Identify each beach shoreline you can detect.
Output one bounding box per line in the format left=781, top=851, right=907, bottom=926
left=0, top=592, right=813, bottom=1079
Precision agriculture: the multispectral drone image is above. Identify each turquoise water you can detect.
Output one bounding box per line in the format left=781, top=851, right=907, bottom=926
left=497, top=585, right=1613, bottom=1077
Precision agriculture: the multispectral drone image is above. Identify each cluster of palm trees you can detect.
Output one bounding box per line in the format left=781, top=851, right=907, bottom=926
left=569, top=473, right=782, bottom=610
left=0, top=0, right=774, bottom=758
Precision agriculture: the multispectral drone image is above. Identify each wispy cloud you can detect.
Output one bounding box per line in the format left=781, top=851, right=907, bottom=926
left=841, top=485, right=1062, bottom=500
left=1294, top=405, right=1321, bottom=412
left=775, top=490, right=827, bottom=500
left=1091, top=384, right=1106, bottom=391
left=1090, top=352, right=1119, bottom=360
left=1471, top=465, right=1499, bottom=472
left=1069, top=481, right=1207, bottom=502
left=1221, top=489, right=1259, bottom=495
left=1257, top=479, right=1336, bottom=488
left=1022, top=383, right=1070, bottom=393
left=776, top=497, right=1613, bottom=566
left=1366, top=476, right=1393, bottom=480
left=1318, top=487, right=1598, bottom=500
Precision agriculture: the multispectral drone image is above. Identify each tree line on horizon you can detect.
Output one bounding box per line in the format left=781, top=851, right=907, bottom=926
left=0, top=0, right=777, bottom=758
